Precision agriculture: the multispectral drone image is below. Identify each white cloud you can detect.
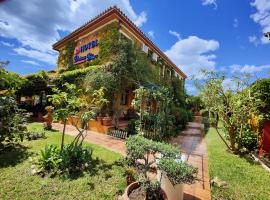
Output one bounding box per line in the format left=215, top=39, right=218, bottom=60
left=21, top=60, right=41, bottom=66
left=134, top=11, right=147, bottom=27
left=230, top=64, right=270, bottom=73
left=0, top=41, right=14, bottom=47
left=201, top=0, right=217, bottom=8
left=169, top=30, right=181, bottom=40
left=165, top=34, right=219, bottom=79
left=0, top=0, right=147, bottom=65
left=250, top=0, right=270, bottom=44
left=233, top=18, right=239, bottom=28
left=14, top=47, right=57, bottom=65
left=248, top=35, right=260, bottom=46
left=147, top=31, right=155, bottom=39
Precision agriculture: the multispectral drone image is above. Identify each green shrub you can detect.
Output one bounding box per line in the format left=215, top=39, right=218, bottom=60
left=158, top=158, right=198, bottom=185
left=202, top=117, right=210, bottom=134
left=126, top=119, right=137, bottom=136
left=57, top=65, right=101, bottom=85
left=239, top=127, right=258, bottom=151
left=38, top=145, right=62, bottom=171
left=172, top=107, right=189, bottom=130
left=187, top=111, right=194, bottom=122
left=60, top=143, right=93, bottom=173
left=25, top=131, right=46, bottom=140
left=0, top=94, right=25, bottom=150
left=36, top=143, right=93, bottom=176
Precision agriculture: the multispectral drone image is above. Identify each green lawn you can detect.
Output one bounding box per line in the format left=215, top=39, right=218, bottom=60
left=206, top=127, right=270, bottom=200
left=0, top=123, right=126, bottom=200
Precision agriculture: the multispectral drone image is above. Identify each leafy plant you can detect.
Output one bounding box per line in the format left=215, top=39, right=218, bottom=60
left=126, top=119, right=137, bottom=135
left=59, top=143, right=93, bottom=174
left=36, top=143, right=93, bottom=175
left=239, top=126, right=258, bottom=151
left=158, top=158, right=198, bottom=185
left=0, top=93, right=25, bottom=150
left=38, top=145, right=62, bottom=171
left=25, top=131, right=46, bottom=141
left=132, top=86, right=179, bottom=139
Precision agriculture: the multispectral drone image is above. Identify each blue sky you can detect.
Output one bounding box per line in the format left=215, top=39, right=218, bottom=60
left=0, top=0, right=270, bottom=93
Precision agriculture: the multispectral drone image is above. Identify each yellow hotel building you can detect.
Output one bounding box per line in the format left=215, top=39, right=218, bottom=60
left=52, top=6, right=187, bottom=133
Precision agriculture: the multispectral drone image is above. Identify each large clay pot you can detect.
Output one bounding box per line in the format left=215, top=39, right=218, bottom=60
left=102, top=117, right=112, bottom=126
left=121, top=182, right=168, bottom=200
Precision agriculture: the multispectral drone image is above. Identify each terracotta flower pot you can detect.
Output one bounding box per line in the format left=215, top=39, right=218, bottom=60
left=121, top=182, right=168, bottom=200
left=102, top=117, right=112, bottom=126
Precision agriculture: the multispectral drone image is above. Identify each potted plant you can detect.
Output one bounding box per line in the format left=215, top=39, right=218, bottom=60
left=157, top=158, right=198, bottom=200
left=125, top=166, right=137, bottom=186
left=122, top=135, right=197, bottom=200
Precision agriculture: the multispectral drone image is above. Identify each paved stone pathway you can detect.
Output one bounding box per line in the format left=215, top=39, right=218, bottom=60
left=52, top=118, right=211, bottom=200
left=52, top=123, right=126, bottom=155
left=170, top=117, right=211, bottom=200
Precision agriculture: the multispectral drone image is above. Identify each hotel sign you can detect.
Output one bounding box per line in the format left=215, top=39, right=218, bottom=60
left=73, top=39, right=98, bottom=64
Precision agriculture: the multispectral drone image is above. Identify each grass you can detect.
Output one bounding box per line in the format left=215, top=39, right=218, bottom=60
left=205, top=126, right=270, bottom=200
left=0, top=123, right=126, bottom=200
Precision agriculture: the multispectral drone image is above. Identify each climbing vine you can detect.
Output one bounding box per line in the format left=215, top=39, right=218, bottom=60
left=57, top=41, right=76, bottom=71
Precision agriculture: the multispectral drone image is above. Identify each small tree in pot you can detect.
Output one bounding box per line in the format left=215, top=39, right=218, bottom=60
left=123, top=135, right=197, bottom=200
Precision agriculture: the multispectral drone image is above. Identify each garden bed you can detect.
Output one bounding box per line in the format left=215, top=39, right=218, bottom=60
left=0, top=123, right=125, bottom=200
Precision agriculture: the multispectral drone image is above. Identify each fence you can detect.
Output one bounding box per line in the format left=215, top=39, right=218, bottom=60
left=108, top=129, right=128, bottom=139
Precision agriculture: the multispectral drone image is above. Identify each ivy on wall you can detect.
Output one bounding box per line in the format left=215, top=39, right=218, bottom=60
left=57, top=65, right=101, bottom=86
left=57, top=41, right=76, bottom=71
left=98, top=22, right=121, bottom=63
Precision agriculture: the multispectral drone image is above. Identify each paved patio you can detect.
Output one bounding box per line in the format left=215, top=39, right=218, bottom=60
left=170, top=117, right=211, bottom=200
left=52, top=117, right=211, bottom=200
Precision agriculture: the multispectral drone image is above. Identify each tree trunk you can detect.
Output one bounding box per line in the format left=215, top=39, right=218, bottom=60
left=215, top=127, right=232, bottom=151
left=229, top=129, right=237, bottom=153
left=61, top=119, right=67, bottom=151
left=238, top=124, right=243, bottom=150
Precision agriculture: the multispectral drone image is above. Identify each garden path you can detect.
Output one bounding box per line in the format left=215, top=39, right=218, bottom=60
left=170, top=116, right=211, bottom=200
left=52, top=123, right=126, bottom=155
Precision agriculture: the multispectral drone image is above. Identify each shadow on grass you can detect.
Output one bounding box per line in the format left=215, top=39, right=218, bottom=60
left=0, top=143, right=33, bottom=168
left=61, top=158, right=125, bottom=180
left=47, top=128, right=61, bottom=133
left=239, top=153, right=261, bottom=166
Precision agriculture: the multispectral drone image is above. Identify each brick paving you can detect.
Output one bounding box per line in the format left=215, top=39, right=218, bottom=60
left=170, top=117, right=211, bottom=200
left=52, top=123, right=126, bottom=155
left=52, top=117, right=211, bottom=200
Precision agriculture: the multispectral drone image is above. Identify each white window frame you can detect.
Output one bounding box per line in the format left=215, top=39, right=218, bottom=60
left=152, top=53, right=158, bottom=61
left=142, top=43, right=149, bottom=54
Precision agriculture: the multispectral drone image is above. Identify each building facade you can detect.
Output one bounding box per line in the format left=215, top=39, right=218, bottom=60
left=52, top=6, right=187, bottom=133
left=53, top=6, right=186, bottom=79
